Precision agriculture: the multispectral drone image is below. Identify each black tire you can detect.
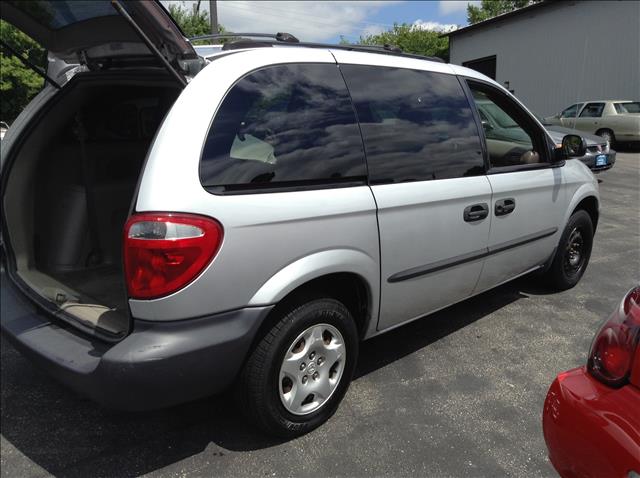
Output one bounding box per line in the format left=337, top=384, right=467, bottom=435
left=596, top=128, right=615, bottom=146
left=238, top=297, right=358, bottom=438
left=545, top=210, right=593, bottom=290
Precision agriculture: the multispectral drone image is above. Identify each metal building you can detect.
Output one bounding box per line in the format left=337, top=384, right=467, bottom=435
left=446, top=0, right=640, bottom=116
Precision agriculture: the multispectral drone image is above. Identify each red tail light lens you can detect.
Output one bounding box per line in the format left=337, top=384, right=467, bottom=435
left=587, top=287, right=640, bottom=387
left=123, top=213, right=223, bottom=299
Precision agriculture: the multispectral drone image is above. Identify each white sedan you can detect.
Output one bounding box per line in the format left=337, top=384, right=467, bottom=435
left=545, top=100, right=640, bottom=145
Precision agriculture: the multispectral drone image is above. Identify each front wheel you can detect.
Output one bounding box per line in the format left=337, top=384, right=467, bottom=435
left=238, top=297, right=358, bottom=437
left=596, top=128, right=615, bottom=145
left=544, top=210, right=594, bottom=290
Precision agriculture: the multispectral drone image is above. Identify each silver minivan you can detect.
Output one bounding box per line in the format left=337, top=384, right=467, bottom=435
left=1, top=1, right=599, bottom=437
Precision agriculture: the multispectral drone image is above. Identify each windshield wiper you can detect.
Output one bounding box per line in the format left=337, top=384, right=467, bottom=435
left=0, top=39, right=61, bottom=89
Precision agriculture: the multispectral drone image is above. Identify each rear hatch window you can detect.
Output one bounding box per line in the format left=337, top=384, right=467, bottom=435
left=7, top=1, right=119, bottom=29
left=2, top=0, right=198, bottom=79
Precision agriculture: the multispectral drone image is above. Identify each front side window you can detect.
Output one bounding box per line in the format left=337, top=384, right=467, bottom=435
left=200, top=63, right=366, bottom=191
left=468, top=82, right=545, bottom=168
left=560, top=104, right=581, bottom=118
left=340, top=65, right=484, bottom=184
left=579, top=102, right=605, bottom=118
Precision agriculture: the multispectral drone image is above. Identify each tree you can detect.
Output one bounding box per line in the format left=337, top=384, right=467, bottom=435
left=354, top=23, right=449, bottom=60
left=167, top=3, right=225, bottom=42
left=0, top=20, right=45, bottom=123
left=467, top=1, right=541, bottom=25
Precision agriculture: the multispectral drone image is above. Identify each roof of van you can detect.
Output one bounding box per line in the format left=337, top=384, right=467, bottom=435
left=193, top=35, right=446, bottom=64
left=200, top=44, right=498, bottom=90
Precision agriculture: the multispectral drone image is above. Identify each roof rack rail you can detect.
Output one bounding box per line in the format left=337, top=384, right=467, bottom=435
left=328, top=42, right=444, bottom=62
left=193, top=32, right=445, bottom=64
left=353, top=43, right=403, bottom=53
left=190, top=32, right=299, bottom=43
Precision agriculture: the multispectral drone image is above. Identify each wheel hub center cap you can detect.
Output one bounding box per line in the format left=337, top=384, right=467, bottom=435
left=306, top=362, right=316, bottom=374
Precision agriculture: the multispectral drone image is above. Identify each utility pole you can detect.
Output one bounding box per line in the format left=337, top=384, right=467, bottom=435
left=209, top=0, right=218, bottom=34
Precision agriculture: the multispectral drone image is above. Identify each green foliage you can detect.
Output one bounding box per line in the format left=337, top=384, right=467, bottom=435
left=168, top=3, right=225, bottom=43
left=355, top=23, right=450, bottom=60
left=467, top=0, right=541, bottom=25
left=0, top=19, right=45, bottom=123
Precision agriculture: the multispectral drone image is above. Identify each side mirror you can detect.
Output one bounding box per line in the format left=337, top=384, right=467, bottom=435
left=481, top=119, right=493, bottom=131
left=556, top=134, right=587, bottom=160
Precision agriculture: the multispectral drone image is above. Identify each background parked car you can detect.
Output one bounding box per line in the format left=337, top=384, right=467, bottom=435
left=477, top=101, right=616, bottom=172
left=542, top=286, right=640, bottom=478
left=539, top=118, right=616, bottom=173
left=544, top=100, right=640, bottom=146
left=193, top=44, right=223, bottom=59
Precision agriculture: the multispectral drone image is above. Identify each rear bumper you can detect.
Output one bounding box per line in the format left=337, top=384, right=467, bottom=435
left=1, top=273, right=272, bottom=411
left=542, top=367, right=640, bottom=478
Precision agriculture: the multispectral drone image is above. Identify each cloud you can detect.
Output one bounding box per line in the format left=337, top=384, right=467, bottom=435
left=360, top=24, right=387, bottom=38
left=438, top=0, right=480, bottom=16
left=412, top=19, right=458, bottom=32
left=164, top=1, right=399, bottom=42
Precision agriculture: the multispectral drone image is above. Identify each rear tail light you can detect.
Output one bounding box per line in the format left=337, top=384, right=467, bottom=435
left=587, top=287, right=640, bottom=387
left=123, top=213, right=223, bottom=299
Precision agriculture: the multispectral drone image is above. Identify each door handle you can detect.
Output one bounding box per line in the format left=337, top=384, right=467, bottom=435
left=495, top=198, right=516, bottom=216
left=463, top=203, right=489, bottom=222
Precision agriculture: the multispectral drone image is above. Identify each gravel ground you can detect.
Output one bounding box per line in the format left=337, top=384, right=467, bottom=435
left=1, top=151, right=638, bottom=478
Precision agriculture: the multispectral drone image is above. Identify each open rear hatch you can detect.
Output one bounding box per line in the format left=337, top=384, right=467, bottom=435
left=1, top=0, right=194, bottom=340
left=2, top=0, right=202, bottom=85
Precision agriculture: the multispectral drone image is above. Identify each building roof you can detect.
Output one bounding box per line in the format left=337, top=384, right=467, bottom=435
left=443, top=0, right=555, bottom=38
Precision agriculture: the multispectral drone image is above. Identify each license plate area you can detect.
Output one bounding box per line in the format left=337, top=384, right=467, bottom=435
left=595, top=154, right=608, bottom=167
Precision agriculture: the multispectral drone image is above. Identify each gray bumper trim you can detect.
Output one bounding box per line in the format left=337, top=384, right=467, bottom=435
left=1, top=277, right=273, bottom=411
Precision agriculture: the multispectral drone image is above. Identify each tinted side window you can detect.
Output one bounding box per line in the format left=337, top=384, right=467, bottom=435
left=579, top=102, right=605, bottom=118
left=340, top=65, right=484, bottom=184
left=200, top=63, right=366, bottom=191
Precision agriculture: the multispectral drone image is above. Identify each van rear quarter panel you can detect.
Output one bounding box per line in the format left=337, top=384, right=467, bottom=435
left=131, top=48, right=380, bottom=322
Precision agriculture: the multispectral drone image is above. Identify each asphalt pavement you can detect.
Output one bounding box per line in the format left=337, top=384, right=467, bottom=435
left=1, top=151, right=639, bottom=478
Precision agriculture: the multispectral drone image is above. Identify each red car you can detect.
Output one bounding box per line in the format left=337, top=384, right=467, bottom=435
left=543, top=286, right=640, bottom=478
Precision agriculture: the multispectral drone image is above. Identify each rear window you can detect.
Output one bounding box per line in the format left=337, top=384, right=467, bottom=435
left=6, top=0, right=118, bottom=30
left=200, top=63, right=366, bottom=193
left=340, top=65, right=484, bottom=184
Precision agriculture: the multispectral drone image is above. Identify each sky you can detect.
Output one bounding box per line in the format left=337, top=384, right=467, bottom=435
left=163, top=1, right=481, bottom=43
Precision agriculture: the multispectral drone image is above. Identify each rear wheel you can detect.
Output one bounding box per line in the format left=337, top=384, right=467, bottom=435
left=238, top=297, right=358, bottom=437
left=544, top=210, right=593, bottom=290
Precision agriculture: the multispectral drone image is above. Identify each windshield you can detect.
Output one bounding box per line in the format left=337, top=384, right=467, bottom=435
left=614, top=102, right=640, bottom=113
left=534, top=113, right=551, bottom=125
left=482, top=102, right=519, bottom=128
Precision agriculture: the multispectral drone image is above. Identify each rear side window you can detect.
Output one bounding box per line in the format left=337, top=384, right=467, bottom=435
left=200, top=63, right=366, bottom=192
left=340, top=65, right=484, bottom=184
left=614, top=102, right=640, bottom=113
